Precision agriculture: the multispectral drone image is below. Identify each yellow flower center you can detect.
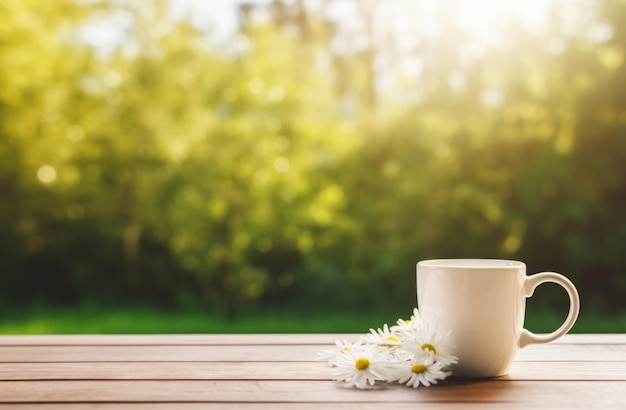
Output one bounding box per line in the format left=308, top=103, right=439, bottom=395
left=421, top=343, right=437, bottom=354
left=355, top=357, right=370, bottom=371
left=386, top=336, right=399, bottom=343
left=340, top=346, right=350, bottom=353
left=411, top=364, right=427, bottom=374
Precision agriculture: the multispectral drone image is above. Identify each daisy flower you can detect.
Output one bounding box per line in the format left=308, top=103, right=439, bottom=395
left=331, top=346, right=392, bottom=389
left=404, top=319, right=458, bottom=367
left=409, top=307, right=422, bottom=323
left=317, top=338, right=364, bottom=366
left=363, top=324, right=411, bottom=361
left=363, top=324, right=402, bottom=347
left=391, top=308, right=422, bottom=342
left=318, top=307, right=457, bottom=389
left=396, top=356, right=451, bottom=388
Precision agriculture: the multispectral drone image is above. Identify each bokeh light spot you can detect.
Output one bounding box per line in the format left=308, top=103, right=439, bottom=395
left=37, top=165, right=57, bottom=184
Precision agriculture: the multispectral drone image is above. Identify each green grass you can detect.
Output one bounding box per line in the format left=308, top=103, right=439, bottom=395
left=0, top=305, right=624, bottom=334
left=525, top=307, right=626, bottom=334
left=0, top=305, right=394, bottom=334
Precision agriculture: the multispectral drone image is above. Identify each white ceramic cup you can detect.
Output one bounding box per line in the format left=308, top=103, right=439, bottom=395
left=416, top=259, right=580, bottom=378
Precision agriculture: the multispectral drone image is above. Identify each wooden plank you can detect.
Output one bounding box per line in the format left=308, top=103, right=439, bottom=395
left=0, top=404, right=599, bottom=410
left=0, top=380, right=624, bottom=406
left=0, top=360, right=624, bottom=381
left=515, top=343, right=626, bottom=361
left=0, top=404, right=591, bottom=410
left=0, top=345, right=314, bottom=362
left=549, top=334, right=626, bottom=344
left=504, top=361, right=626, bottom=381
left=0, top=362, right=330, bottom=381
left=0, top=333, right=622, bottom=346
left=0, top=334, right=360, bottom=346
left=1, top=343, right=625, bottom=363
left=0, top=335, right=623, bottom=408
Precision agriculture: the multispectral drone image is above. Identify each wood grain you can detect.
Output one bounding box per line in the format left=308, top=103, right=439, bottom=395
left=0, top=361, right=624, bottom=381
left=0, top=334, right=353, bottom=346
left=0, top=334, right=624, bottom=408
left=0, top=343, right=624, bottom=363
left=0, top=333, right=621, bottom=346
left=0, top=380, right=624, bottom=406
left=0, top=404, right=595, bottom=410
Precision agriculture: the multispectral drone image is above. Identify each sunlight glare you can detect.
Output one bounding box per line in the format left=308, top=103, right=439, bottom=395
left=456, top=0, right=553, bottom=43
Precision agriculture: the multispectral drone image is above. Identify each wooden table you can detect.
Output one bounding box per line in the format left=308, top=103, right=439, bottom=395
left=0, top=333, right=624, bottom=408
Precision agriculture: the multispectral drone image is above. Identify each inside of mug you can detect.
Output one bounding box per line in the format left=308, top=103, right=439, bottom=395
left=418, top=259, right=525, bottom=268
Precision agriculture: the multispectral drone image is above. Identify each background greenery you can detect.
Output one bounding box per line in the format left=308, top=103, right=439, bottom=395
left=1, top=0, right=625, bottom=333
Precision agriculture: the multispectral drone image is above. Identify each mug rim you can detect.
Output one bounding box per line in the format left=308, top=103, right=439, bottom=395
left=417, top=259, right=525, bottom=269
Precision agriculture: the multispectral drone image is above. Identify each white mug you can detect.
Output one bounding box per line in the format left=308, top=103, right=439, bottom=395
left=416, top=259, right=580, bottom=378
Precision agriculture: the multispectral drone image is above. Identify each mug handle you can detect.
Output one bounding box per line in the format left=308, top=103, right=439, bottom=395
left=518, top=272, right=580, bottom=348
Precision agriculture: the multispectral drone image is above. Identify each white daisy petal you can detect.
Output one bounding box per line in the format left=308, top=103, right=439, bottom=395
left=317, top=339, right=364, bottom=366
left=364, top=324, right=402, bottom=347
left=396, top=356, right=451, bottom=388
left=331, top=346, right=393, bottom=389
left=321, top=307, right=457, bottom=389
left=402, top=319, right=458, bottom=367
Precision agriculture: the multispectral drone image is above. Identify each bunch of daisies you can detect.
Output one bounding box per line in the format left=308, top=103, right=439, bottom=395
left=317, top=308, right=458, bottom=389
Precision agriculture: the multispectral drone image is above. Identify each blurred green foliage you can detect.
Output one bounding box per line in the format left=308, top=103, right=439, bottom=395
left=0, top=304, right=623, bottom=334
left=1, top=0, right=625, bottom=327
